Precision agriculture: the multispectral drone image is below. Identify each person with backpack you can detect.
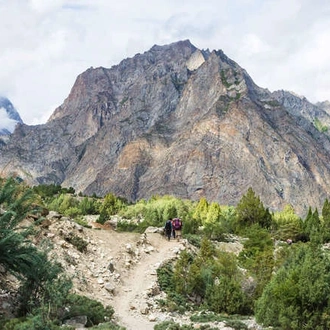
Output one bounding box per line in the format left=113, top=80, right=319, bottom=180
left=172, top=218, right=182, bottom=241
left=164, top=219, right=172, bottom=241
left=171, top=218, right=176, bottom=239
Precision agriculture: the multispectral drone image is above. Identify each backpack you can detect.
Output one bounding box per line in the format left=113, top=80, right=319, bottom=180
left=165, top=220, right=172, bottom=231
left=173, top=218, right=182, bottom=230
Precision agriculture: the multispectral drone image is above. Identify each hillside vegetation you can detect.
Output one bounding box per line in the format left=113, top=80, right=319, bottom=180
left=1, top=177, right=330, bottom=329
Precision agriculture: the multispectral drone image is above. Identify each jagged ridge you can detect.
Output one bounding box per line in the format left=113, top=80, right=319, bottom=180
left=1, top=40, right=330, bottom=216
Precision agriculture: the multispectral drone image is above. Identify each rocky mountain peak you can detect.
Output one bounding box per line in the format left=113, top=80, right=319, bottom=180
left=1, top=41, right=330, bottom=216
left=316, top=100, right=330, bottom=113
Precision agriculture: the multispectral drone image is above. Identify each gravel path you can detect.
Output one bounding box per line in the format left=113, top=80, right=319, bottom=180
left=110, top=233, right=183, bottom=330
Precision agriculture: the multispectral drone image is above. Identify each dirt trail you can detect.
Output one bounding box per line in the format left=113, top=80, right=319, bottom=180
left=110, top=232, right=184, bottom=330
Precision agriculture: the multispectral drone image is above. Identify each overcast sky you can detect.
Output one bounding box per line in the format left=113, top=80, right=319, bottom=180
left=1, top=0, right=330, bottom=125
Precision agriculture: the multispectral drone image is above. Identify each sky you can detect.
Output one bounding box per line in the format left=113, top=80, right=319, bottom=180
left=1, top=0, right=330, bottom=126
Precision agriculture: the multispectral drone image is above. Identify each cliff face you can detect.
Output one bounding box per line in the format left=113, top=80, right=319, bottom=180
left=1, top=40, right=330, bottom=215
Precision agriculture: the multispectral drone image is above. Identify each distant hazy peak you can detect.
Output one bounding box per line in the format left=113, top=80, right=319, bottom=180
left=0, top=96, right=23, bottom=135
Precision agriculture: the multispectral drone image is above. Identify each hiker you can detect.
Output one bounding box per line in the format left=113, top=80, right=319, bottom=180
left=164, top=219, right=172, bottom=241
left=172, top=217, right=182, bottom=241
left=171, top=218, right=176, bottom=239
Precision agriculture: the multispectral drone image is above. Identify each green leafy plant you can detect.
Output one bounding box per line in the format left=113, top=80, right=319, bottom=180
left=220, top=70, right=232, bottom=88
left=64, top=233, right=88, bottom=252
left=313, top=117, right=328, bottom=133
left=63, top=294, right=114, bottom=327
left=98, top=193, right=127, bottom=224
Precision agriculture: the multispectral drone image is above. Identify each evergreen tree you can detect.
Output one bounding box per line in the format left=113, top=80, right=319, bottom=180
left=322, top=198, right=330, bottom=242
left=173, top=250, right=192, bottom=295
left=256, top=244, right=330, bottom=329
left=303, top=208, right=322, bottom=244
left=273, top=204, right=302, bottom=241
left=235, top=187, right=272, bottom=231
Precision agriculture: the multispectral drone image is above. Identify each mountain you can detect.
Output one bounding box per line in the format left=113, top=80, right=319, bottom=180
left=0, top=96, right=23, bottom=135
left=1, top=40, right=330, bottom=216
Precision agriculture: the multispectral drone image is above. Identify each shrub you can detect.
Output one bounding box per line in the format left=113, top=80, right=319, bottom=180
left=64, top=233, right=88, bottom=252
left=3, top=316, right=74, bottom=330
left=88, top=322, right=125, bottom=329
left=184, top=234, right=202, bottom=247
left=206, top=276, right=246, bottom=314
left=98, top=193, right=127, bottom=224
left=32, top=184, right=62, bottom=199
left=116, top=220, right=139, bottom=232
left=157, top=261, right=175, bottom=292
left=63, top=294, right=114, bottom=327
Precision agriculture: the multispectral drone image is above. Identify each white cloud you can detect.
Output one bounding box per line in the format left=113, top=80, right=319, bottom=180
left=29, top=0, right=66, bottom=14
left=241, top=34, right=271, bottom=56
left=1, top=0, right=330, bottom=124
left=0, top=108, right=17, bottom=132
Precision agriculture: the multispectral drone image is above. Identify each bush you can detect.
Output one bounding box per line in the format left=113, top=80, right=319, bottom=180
left=116, top=220, right=139, bottom=232
left=206, top=276, right=246, bottom=315
left=63, top=294, right=114, bottom=327
left=157, top=261, right=175, bottom=292
left=98, top=193, right=127, bottom=224
left=184, top=234, right=202, bottom=247
left=3, top=316, right=74, bottom=330
left=32, top=184, right=62, bottom=199
left=64, top=233, right=88, bottom=252
left=88, top=322, right=125, bottom=329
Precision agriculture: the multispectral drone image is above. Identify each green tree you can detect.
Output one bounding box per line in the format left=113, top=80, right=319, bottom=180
left=238, top=226, right=274, bottom=299
left=79, top=196, right=100, bottom=215
left=322, top=199, right=330, bottom=242
left=32, top=184, right=62, bottom=199
left=273, top=204, right=303, bottom=241
left=0, top=178, right=38, bottom=276
left=255, top=244, right=330, bottom=329
left=0, top=178, right=73, bottom=323
left=199, top=236, right=216, bottom=262
left=206, top=276, right=245, bottom=314
left=303, top=207, right=322, bottom=244
left=173, top=250, right=193, bottom=295
left=163, top=203, right=177, bottom=221
left=235, top=187, right=272, bottom=231
left=203, top=202, right=223, bottom=238
left=205, top=202, right=221, bottom=225
left=193, top=198, right=209, bottom=225
left=98, top=193, right=126, bottom=224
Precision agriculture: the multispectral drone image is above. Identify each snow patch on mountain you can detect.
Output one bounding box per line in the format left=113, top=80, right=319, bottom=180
left=0, top=97, right=23, bottom=135
left=0, top=107, right=18, bottom=133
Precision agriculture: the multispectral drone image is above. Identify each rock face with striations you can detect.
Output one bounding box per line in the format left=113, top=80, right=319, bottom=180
left=1, top=40, right=330, bottom=216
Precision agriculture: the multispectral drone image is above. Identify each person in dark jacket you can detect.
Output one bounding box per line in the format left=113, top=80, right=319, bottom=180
left=164, top=219, right=172, bottom=241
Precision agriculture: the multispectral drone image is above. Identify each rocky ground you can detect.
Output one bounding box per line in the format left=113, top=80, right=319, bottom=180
left=0, top=213, right=262, bottom=329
